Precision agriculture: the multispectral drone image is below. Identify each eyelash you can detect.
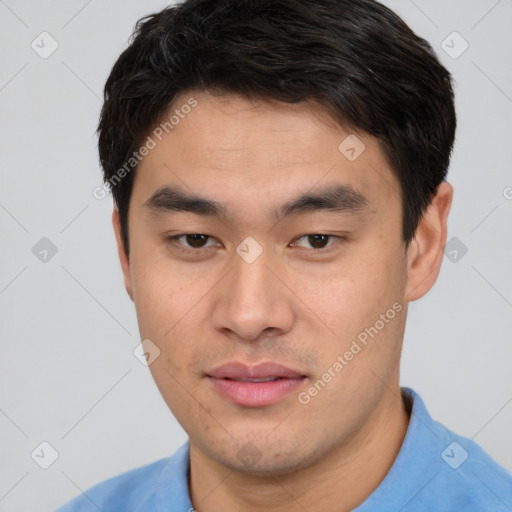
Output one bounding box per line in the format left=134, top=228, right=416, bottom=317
left=165, top=233, right=345, bottom=252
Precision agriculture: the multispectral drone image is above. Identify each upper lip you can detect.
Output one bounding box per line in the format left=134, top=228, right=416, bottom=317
left=207, top=362, right=306, bottom=380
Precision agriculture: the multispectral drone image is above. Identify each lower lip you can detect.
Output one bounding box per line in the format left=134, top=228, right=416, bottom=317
left=208, top=377, right=306, bottom=407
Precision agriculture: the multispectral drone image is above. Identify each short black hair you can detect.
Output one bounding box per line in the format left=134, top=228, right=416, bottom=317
left=98, top=0, right=456, bottom=255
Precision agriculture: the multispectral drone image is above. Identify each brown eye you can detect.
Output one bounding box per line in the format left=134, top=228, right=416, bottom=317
left=184, top=234, right=209, bottom=248
left=166, top=234, right=217, bottom=250
left=293, top=234, right=339, bottom=250
left=307, top=234, right=330, bottom=249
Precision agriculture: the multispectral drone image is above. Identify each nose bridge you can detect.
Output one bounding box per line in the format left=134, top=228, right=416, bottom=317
left=212, top=245, right=294, bottom=340
left=231, top=249, right=271, bottom=304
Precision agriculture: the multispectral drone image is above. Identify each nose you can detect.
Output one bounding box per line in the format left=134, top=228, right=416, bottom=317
left=211, top=245, right=295, bottom=342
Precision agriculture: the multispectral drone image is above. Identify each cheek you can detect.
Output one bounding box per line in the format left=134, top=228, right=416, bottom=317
left=129, top=245, right=190, bottom=336
left=130, top=254, right=210, bottom=369
left=291, top=252, right=403, bottom=333
left=288, top=243, right=407, bottom=379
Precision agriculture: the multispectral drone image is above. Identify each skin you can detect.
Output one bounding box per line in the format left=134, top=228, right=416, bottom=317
left=113, top=90, right=453, bottom=512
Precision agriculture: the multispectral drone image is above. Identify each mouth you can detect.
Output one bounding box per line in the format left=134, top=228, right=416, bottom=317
left=206, top=361, right=308, bottom=407
left=221, top=376, right=288, bottom=383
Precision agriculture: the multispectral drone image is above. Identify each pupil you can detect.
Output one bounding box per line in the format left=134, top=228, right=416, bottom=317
left=187, top=234, right=207, bottom=248
left=308, top=234, right=328, bottom=249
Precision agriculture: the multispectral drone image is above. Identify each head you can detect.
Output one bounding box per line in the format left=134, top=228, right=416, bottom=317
left=99, top=0, right=455, bottom=475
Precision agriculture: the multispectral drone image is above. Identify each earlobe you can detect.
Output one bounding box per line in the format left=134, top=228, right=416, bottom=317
left=405, top=181, right=453, bottom=302
left=112, top=209, right=134, bottom=301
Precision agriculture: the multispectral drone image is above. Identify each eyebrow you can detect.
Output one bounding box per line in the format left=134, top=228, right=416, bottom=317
left=144, top=186, right=227, bottom=216
left=143, top=184, right=370, bottom=220
left=275, top=184, right=370, bottom=219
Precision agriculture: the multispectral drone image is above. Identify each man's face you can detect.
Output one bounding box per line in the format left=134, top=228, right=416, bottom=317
left=118, top=91, right=412, bottom=475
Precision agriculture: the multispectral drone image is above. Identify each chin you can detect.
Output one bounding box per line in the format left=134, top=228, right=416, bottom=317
left=208, top=436, right=322, bottom=478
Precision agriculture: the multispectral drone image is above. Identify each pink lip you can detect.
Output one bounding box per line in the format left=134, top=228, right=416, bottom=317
left=207, top=362, right=307, bottom=407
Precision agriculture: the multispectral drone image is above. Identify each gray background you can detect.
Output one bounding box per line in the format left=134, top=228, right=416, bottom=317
left=0, top=0, right=511, bottom=510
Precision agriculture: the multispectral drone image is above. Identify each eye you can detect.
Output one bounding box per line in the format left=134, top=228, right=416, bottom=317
left=166, top=233, right=218, bottom=250
left=291, top=234, right=342, bottom=250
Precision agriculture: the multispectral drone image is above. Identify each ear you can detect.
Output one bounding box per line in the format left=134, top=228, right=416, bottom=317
left=112, top=209, right=134, bottom=301
left=405, top=181, right=453, bottom=302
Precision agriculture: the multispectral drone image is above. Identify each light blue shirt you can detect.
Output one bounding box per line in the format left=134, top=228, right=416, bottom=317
left=56, top=388, right=512, bottom=511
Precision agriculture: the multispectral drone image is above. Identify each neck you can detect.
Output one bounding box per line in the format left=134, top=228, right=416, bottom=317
left=189, top=384, right=410, bottom=512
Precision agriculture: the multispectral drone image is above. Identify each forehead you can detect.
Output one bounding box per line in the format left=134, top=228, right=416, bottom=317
left=132, top=91, right=400, bottom=218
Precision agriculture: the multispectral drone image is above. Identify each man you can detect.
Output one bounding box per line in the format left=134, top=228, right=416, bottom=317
left=57, top=0, right=512, bottom=510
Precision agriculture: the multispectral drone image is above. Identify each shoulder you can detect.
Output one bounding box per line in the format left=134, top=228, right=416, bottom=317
left=56, top=443, right=189, bottom=512
left=56, top=457, right=170, bottom=512
left=403, top=388, right=512, bottom=511
left=430, top=417, right=512, bottom=510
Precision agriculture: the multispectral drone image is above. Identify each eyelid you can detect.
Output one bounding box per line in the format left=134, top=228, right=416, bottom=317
left=291, top=234, right=343, bottom=250
left=166, top=233, right=219, bottom=250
